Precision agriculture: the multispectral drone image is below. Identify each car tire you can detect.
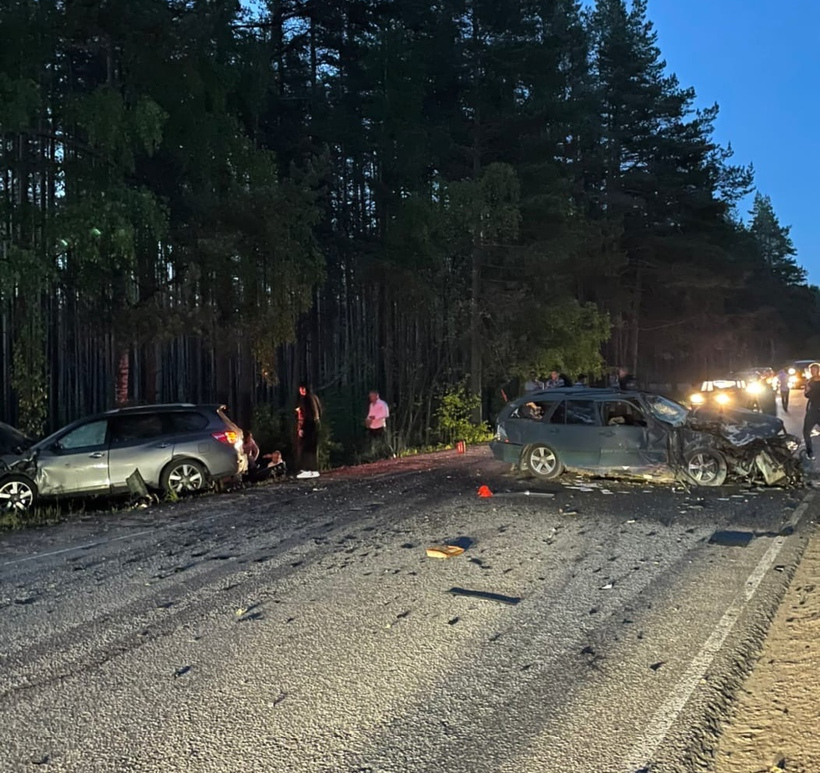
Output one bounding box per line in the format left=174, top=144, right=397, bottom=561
left=684, top=448, right=728, bottom=486
left=161, top=459, right=209, bottom=496
left=0, top=475, right=38, bottom=513
left=524, top=444, right=564, bottom=480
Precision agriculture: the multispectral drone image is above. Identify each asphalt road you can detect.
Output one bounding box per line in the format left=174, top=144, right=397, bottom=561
left=0, top=425, right=815, bottom=773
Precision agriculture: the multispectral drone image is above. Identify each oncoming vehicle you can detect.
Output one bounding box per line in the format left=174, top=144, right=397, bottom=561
left=687, top=378, right=776, bottom=415
left=490, top=387, right=801, bottom=487
left=0, top=404, right=247, bottom=514
left=785, top=360, right=818, bottom=390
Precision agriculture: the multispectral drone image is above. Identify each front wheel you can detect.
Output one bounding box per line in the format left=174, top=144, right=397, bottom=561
left=0, top=475, right=38, bottom=514
left=161, top=459, right=209, bottom=496
left=684, top=448, right=728, bottom=486
left=524, top=444, right=564, bottom=480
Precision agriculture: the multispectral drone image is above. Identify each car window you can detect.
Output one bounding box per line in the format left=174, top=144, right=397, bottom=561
left=602, top=400, right=647, bottom=427
left=109, top=414, right=165, bottom=445
left=548, top=401, right=566, bottom=424
left=58, top=420, right=108, bottom=450
left=166, top=411, right=209, bottom=433
left=565, top=400, right=598, bottom=425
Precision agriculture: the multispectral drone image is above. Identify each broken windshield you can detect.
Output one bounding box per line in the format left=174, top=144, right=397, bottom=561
left=644, top=394, right=689, bottom=427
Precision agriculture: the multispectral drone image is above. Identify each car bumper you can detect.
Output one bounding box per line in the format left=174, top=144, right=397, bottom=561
left=490, top=440, right=522, bottom=464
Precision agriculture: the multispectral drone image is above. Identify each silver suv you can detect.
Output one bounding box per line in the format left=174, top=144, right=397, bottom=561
left=0, top=404, right=247, bottom=513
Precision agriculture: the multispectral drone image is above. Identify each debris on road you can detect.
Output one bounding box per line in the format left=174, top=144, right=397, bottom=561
left=447, top=587, right=522, bottom=605
left=477, top=484, right=554, bottom=499
left=709, top=530, right=755, bottom=548
left=426, top=545, right=465, bottom=559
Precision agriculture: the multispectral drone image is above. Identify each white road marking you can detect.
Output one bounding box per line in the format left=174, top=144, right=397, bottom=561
left=623, top=490, right=815, bottom=771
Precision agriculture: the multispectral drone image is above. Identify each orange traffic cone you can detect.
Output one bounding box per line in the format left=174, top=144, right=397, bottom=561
left=477, top=485, right=493, bottom=498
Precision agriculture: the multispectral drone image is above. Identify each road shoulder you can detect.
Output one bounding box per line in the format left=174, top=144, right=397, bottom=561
left=714, top=519, right=820, bottom=773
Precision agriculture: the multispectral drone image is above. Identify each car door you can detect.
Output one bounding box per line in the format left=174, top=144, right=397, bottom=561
left=107, top=413, right=173, bottom=490
left=34, top=419, right=110, bottom=496
left=541, top=399, right=602, bottom=469
left=598, top=399, right=655, bottom=469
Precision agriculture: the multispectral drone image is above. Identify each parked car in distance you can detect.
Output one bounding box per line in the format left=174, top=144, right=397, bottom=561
left=0, top=404, right=247, bottom=514
left=490, top=387, right=801, bottom=487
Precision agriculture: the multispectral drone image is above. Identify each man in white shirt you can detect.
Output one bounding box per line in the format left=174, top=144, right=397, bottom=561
left=366, top=390, right=394, bottom=459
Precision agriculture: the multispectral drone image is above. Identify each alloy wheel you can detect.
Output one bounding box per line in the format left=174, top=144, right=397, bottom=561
left=0, top=480, right=35, bottom=513
left=530, top=446, right=558, bottom=476
left=687, top=452, right=720, bottom=484
left=167, top=463, right=205, bottom=494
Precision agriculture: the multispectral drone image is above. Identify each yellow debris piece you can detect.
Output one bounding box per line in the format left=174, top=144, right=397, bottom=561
left=426, top=545, right=465, bottom=559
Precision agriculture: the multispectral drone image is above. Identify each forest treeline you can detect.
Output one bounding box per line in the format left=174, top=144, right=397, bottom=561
left=1, top=0, right=817, bottom=456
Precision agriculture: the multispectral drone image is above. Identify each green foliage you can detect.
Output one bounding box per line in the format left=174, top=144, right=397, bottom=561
left=11, top=316, right=47, bottom=437
left=0, top=0, right=814, bottom=448
left=435, top=382, right=494, bottom=446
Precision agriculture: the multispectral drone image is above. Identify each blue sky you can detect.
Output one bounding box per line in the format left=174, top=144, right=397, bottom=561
left=644, top=0, right=820, bottom=283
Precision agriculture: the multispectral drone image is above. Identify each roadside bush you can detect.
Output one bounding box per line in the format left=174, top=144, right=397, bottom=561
left=434, top=382, right=494, bottom=446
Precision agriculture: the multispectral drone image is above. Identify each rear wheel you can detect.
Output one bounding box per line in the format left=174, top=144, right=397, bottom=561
left=161, top=459, right=209, bottom=496
left=684, top=448, right=728, bottom=486
left=0, top=475, right=38, bottom=513
left=524, top=444, right=564, bottom=481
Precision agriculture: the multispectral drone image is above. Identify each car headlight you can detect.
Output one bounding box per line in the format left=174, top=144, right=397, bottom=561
left=789, top=376, right=798, bottom=388
left=714, top=392, right=731, bottom=406
left=746, top=382, right=764, bottom=395
left=689, top=393, right=705, bottom=405
left=789, top=368, right=796, bottom=375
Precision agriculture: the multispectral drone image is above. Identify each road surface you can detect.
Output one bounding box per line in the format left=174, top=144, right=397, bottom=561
left=0, top=435, right=814, bottom=772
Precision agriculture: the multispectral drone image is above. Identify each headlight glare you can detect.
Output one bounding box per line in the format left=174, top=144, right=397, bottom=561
left=715, top=392, right=731, bottom=406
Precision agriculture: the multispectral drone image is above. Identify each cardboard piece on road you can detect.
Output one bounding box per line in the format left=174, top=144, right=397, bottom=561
left=426, top=545, right=466, bottom=559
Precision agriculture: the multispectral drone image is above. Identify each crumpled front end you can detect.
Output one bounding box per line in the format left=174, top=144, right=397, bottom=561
left=676, top=407, right=803, bottom=486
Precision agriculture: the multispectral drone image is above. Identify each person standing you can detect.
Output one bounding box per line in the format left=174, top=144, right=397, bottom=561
left=366, top=390, right=393, bottom=459
left=803, top=363, right=820, bottom=460
left=523, top=375, right=544, bottom=392
left=776, top=367, right=790, bottom=412
left=544, top=370, right=567, bottom=388
left=242, top=430, right=260, bottom=469
left=295, top=383, right=322, bottom=478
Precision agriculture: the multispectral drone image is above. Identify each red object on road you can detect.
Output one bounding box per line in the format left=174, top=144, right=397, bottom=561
left=456, top=440, right=466, bottom=454
left=477, top=485, right=493, bottom=498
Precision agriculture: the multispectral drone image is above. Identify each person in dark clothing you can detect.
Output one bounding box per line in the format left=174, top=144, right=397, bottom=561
left=617, top=367, right=636, bottom=390
left=803, top=363, right=820, bottom=459
left=295, top=383, right=322, bottom=478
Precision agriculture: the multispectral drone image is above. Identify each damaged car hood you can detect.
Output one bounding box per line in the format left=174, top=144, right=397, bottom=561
left=685, top=406, right=784, bottom=447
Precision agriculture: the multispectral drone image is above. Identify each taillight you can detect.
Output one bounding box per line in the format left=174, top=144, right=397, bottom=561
left=213, top=430, right=238, bottom=446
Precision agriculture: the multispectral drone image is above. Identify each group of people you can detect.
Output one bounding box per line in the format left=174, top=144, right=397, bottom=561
left=241, top=386, right=394, bottom=482
left=523, top=366, right=635, bottom=393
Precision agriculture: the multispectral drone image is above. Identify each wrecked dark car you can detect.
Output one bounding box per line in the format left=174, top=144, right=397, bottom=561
left=489, top=387, right=802, bottom=487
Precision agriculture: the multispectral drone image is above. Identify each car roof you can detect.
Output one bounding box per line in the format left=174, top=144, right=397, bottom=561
left=102, top=402, right=201, bottom=415
left=517, top=387, right=639, bottom=401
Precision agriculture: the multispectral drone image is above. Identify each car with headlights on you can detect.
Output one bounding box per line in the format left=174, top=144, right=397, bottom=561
left=784, top=360, right=818, bottom=390
left=490, top=387, right=801, bottom=487
left=0, top=404, right=247, bottom=514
